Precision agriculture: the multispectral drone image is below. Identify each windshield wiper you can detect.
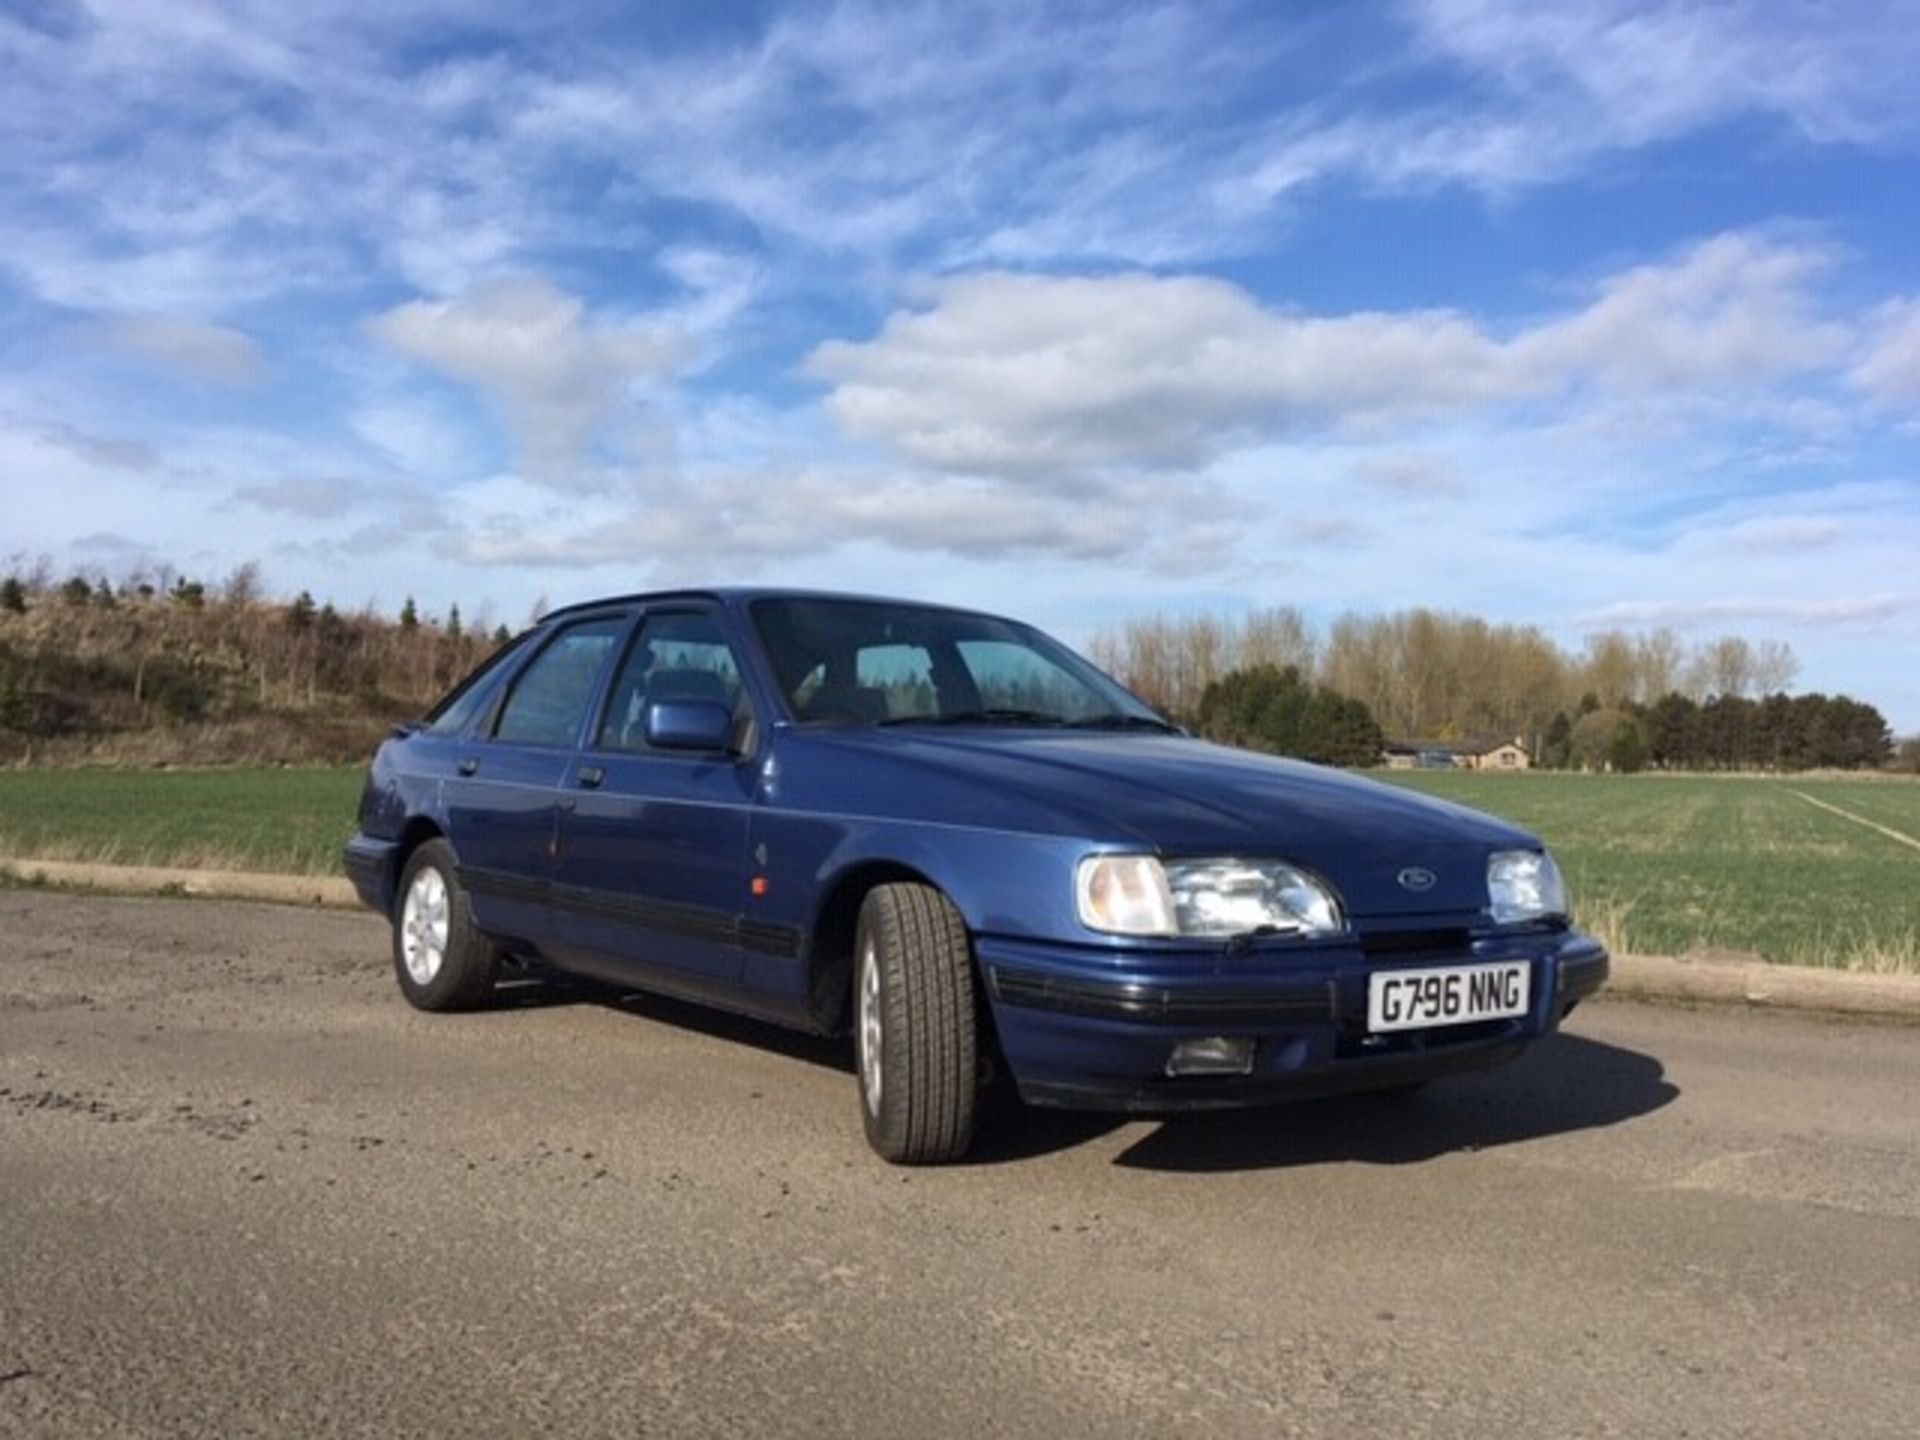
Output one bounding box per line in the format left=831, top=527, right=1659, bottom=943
left=1070, top=713, right=1184, bottom=734
left=878, top=708, right=1066, bottom=727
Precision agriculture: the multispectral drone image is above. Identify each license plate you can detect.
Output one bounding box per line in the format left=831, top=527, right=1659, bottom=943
left=1367, top=961, right=1530, bottom=1033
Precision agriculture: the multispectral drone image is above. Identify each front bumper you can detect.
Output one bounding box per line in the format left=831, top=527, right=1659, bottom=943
left=980, top=928, right=1609, bottom=1113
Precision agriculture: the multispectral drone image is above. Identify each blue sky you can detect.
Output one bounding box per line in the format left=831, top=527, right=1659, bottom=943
left=2, top=0, right=1917, bottom=726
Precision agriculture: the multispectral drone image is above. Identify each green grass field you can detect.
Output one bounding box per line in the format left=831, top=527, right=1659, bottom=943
left=0, top=767, right=363, bottom=876
left=1380, top=771, right=1920, bottom=971
left=1, top=766, right=1916, bottom=970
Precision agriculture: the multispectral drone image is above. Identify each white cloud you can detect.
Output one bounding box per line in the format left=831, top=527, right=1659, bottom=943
left=432, top=464, right=1238, bottom=578
left=1288, top=513, right=1368, bottom=545
left=371, top=278, right=684, bottom=491
left=1352, top=454, right=1470, bottom=497
left=1425, top=0, right=1915, bottom=141
left=1511, top=233, right=1848, bottom=390
left=808, top=233, right=1848, bottom=479
left=1394, top=0, right=1919, bottom=183
left=103, top=314, right=264, bottom=385
left=232, top=476, right=372, bottom=520
left=1711, top=515, right=1845, bottom=553
left=1579, top=595, right=1906, bottom=629
left=5, top=0, right=1913, bottom=325
left=1851, top=298, right=1920, bottom=410
left=4, top=415, right=158, bottom=471
left=809, top=271, right=1518, bottom=476
left=348, top=401, right=473, bottom=478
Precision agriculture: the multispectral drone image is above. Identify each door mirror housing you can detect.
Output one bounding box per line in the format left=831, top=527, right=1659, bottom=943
left=644, top=699, right=736, bottom=753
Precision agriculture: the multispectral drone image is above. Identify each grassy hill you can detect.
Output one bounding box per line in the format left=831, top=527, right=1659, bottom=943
left=0, top=571, right=505, bottom=766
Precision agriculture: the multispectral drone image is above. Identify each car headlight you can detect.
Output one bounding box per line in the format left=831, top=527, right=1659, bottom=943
left=1487, top=849, right=1568, bottom=924
left=1076, top=856, right=1345, bottom=939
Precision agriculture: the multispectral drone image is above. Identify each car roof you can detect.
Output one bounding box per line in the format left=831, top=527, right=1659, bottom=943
left=537, top=587, right=1017, bottom=627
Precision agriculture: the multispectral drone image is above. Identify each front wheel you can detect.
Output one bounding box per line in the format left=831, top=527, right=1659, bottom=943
left=391, top=838, right=500, bottom=1012
left=854, top=883, right=978, bottom=1165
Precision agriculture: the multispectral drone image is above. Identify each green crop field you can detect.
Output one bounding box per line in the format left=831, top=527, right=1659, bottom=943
left=1379, top=771, right=1920, bottom=971
left=0, top=767, right=363, bottom=877
left=2, top=765, right=1917, bottom=971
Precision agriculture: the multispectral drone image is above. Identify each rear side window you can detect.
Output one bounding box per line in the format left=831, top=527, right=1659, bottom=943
left=425, top=632, right=535, bottom=735
left=493, top=617, right=626, bottom=747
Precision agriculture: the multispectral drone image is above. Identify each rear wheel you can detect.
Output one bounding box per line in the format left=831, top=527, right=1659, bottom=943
left=854, top=883, right=978, bottom=1165
left=391, top=839, right=500, bottom=1012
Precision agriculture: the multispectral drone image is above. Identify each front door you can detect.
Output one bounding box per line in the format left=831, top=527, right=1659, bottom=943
left=549, top=607, right=757, bottom=992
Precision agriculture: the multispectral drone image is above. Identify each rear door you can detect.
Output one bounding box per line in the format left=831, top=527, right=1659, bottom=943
left=443, top=613, right=629, bottom=949
left=548, top=605, right=758, bottom=992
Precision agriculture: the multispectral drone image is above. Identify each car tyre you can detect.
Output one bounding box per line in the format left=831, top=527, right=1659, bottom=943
left=391, top=838, right=500, bottom=1012
left=854, top=883, right=978, bottom=1165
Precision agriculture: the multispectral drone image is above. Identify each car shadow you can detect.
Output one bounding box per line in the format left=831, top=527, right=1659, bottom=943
left=495, top=969, right=856, bottom=1076
left=491, top=972, right=1674, bottom=1172
left=1098, top=1030, right=1676, bottom=1173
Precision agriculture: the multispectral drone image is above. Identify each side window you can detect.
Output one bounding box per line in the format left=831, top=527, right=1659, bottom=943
left=492, top=618, right=626, bottom=747
left=597, top=611, right=747, bottom=752
left=426, top=632, right=535, bottom=735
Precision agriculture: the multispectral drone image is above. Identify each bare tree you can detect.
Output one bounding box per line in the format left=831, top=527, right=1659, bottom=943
left=1751, top=639, right=1800, bottom=696
left=1634, top=627, right=1686, bottom=702
left=222, top=561, right=263, bottom=608
left=1240, top=606, right=1315, bottom=675
left=1581, top=631, right=1638, bottom=708
left=1688, top=635, right=1755, bottom=699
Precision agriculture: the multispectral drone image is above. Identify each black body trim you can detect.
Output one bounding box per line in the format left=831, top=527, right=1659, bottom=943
left=461, top=865, right=548, bottom=906
left=988, top=966, right=1335, bottom=1026
left=551, top=882, right=737, bottom=945
left=341, top=834, right=397, bottom=912
left=1559, top=948, right=1610, bottom=1004
left=461, top=866, right=803, bottom=959
left=738, top=920, right=804, bottom=959
left=1017, top=1039, right=1529, bottom=1113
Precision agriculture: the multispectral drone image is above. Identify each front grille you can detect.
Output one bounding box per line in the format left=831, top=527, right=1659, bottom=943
left=1359, top=928, right=1472, bottom=961
left=1335, top=1018, right=1515, bottom=1060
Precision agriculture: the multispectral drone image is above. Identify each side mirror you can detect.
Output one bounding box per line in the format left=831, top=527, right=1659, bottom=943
left=644, top=699, right=736, bottom=754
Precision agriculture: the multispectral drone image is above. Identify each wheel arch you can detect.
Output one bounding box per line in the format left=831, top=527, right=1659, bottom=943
left=386, top=816, right=448, bottom=914
left=803, top=860, right=938, bottom=1032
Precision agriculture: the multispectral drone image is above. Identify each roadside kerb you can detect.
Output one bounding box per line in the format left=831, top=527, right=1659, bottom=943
left=4, top=854, right=1917, bottom=1021
left=1, top=855, right=356, bottom=909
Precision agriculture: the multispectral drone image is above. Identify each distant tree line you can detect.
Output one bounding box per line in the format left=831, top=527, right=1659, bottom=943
left=1194, top=665, right=1384, bottom=767
left=1540, top=691, right=1894, bottom=773
left=1091, top=606, right=1802, bottom=743
left=1091, top=605, right=1898, bottom=771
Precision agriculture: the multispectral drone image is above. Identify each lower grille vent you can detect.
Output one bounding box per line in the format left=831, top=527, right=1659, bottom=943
left=1360, top=928, right=1471, bottom=960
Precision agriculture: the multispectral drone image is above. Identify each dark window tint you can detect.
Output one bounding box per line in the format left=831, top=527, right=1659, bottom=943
left=955, top=639, right=1108, bottom=721
left=750, top=597, right=1158, bottom=727
left=493, top=618, right=626, bottom=747
left=598, top=611, right=746, bottom=751
left=425, top=632, right=535, bottom=735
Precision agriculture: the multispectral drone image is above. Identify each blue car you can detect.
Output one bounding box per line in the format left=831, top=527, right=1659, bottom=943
left=345, top=590, right=1608, bottom=1163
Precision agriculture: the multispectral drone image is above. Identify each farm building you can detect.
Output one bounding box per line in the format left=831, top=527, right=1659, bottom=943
left=1381, top=737, right=1532, bottom=771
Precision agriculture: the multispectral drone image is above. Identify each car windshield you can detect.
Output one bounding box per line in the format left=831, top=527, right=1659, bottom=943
left=749, top=597, right=1174, bottom=730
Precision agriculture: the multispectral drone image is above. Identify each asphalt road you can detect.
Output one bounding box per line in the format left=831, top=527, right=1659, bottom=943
left=3, top=891, right=1916, bottom=1438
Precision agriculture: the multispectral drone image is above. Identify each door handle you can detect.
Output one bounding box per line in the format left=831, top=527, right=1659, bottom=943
left=577, top=765, right=605, bottom=789
left=456, top=757, right=479, bottom=776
